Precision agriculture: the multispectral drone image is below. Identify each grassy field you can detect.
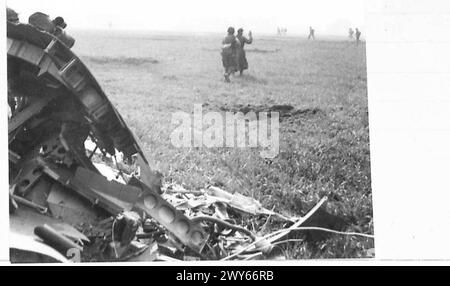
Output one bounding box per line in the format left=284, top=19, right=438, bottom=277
left=73, top=30, right=373, bottom=259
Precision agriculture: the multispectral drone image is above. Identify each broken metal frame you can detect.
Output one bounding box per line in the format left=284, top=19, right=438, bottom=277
left=8, top=19, right=208, bottom=258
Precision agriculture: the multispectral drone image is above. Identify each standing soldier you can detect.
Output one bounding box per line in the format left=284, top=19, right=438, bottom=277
left=308, top=26, right=315, bottom=40
left=236, top=28, right=253, bottom=76
left=221, top=27, right=239, bottom=82
left=355, top=28, right=361, bottom=45
left=348, top=28, right=354, bottom=39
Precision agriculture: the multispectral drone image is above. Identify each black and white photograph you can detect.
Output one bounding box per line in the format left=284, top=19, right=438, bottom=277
left=5, top=0, right=372, bottom=263
left=4, top=0, right=450, bottom=267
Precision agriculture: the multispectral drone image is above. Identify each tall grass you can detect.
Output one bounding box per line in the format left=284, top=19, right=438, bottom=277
left=75, top=32, right=373, bottom=258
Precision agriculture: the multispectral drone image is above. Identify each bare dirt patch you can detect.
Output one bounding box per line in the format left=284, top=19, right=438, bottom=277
left=215, top=104, right=325, bottom=121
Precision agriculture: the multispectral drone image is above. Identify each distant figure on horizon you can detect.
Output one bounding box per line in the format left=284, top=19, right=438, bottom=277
left=277, top=27, right=287, bottom=36
left=355, top=28, right=361, bottom=45
left=221, top=26, right=239, bottom=82
left=348, top=28, right=354, bottom=39
left=308, top=26, right=315, bottom=40
left=236, top=28, right=253, bottom=76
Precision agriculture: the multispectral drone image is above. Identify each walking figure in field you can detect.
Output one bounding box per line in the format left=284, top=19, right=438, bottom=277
left=308, top=26, right=315, bottom=40
left=277, top=27, right=287, bottom=36
left=221, top=27, right=239, bottom=82
left=236, top=28, right=253, bottom=76
left=355, top=28, right=361, bottom=45
left=348, top=28, right=354, bottom=39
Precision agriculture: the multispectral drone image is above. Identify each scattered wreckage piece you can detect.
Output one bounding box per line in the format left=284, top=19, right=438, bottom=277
left=36, top=158, right=207, bottom=252
left=220, top=197, right=328, bottom=261
left=160, top=184, right=332, bottom=260
left=7, top=13, right=208, bottom=262
left=10, top=232, right=71, bottom=263
left=207, top=186, right=292, bottom=221
left=34, top=224, right=83, bottom=255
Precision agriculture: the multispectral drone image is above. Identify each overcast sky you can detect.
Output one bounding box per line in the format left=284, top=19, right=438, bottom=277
left=7, top=0, right=365, bottom=35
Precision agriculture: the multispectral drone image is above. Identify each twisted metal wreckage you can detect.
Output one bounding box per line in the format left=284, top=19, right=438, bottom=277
left=8, top=11, right=335, bottom=263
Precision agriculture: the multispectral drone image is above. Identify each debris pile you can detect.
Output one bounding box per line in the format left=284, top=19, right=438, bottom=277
left=157, top=184, right=329, bottom=261
left=7, top=12, right=207, bottom=262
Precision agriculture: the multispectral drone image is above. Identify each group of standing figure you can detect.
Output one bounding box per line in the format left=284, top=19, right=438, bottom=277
left=308, top=26, right=362, bottom=45
left=220, top=25, right=362, bottom=82
left=221, top=27, right=253, bottom=82
left=348, top=27, right=362, bottom=45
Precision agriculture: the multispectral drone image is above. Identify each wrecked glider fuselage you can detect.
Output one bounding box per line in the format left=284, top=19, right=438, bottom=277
left=7, top=13, right=207, bottom=262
